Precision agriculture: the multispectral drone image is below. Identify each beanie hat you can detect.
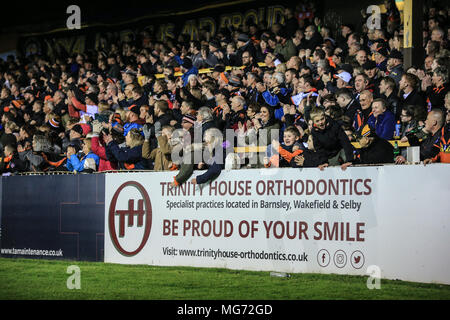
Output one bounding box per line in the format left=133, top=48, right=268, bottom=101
left=182, top=114, right=197, bottom=125
left=128, top=104, right=140, bottom=117
left=49, top=117, right=60, bottom=129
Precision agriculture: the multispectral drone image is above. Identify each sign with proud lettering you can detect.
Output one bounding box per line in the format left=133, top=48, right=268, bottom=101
left=104, top=165, right=450, bottom=285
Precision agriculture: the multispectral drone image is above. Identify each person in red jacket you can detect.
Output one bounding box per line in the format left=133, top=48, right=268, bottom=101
left=90, top=120, right=118, bottom=172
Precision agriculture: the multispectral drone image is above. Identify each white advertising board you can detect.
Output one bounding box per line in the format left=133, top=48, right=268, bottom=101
left=104, top=165, right=450, bottom=284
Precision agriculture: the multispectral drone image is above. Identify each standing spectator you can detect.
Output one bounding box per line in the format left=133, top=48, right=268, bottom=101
left=104, top=128, right=148, bottom=170
left=425, top=66, right=448, bottom=111
left=142, top=125, right=174, bottom=171
left=336, top=88, right=361, bottom=122
left=353, top=90, right=373, bottom=133
left=309, top=107, right=355, bottom=169
left=398, top=73, right=426, bottom=114
left=379, top=76, right=400, bottom=118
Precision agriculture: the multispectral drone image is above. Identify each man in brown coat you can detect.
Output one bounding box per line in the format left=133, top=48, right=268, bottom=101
left=142, top=125, right=174, bottom=171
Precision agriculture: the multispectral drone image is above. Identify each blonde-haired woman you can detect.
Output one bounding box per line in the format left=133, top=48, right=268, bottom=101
left=104, top=128, right=148, bottom=170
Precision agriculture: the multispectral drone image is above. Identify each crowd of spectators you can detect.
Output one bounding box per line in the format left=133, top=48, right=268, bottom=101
left=0, top=0, right=449, bottom=185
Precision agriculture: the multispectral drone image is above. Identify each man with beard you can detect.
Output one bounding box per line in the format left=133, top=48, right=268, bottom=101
left=386, top=50, right=404, bottom=86
left=304, top=25, right=323, bottom=51
left=236, top=34, right=257, bottom=66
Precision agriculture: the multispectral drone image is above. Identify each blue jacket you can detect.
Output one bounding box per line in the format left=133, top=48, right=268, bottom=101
left=367, top=110, right=396, bottom=140
left=106, top=141, right=148, bottom=170
left=66, top=152, right=100, bottom=172
left=195, top=147, right=229, bottom=185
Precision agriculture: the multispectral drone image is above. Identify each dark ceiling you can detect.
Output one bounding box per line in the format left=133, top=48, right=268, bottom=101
left=0, top=0, right=255, bottom=31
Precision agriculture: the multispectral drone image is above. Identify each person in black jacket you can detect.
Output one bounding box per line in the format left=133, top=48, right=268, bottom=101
left=396, top=109, right=445, bottom=163
left=310, top=108, right=356, bottom=169
left=354, top=125, right=394, bottom=164
left=398, top=73, right=426, bottom=114
left=1, top=144, right=28, bottom=174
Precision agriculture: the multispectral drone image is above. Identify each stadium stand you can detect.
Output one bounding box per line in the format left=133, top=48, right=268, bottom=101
left=0, top=0, right=449, bottom=184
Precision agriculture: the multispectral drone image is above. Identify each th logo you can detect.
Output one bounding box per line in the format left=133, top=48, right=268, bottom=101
left=109, top=182, right=152, bottom=256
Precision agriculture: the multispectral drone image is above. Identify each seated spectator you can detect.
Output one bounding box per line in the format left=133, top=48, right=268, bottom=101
left=399, top=105, right=419, bottom=140
left=424, top=124, right=450, bottom=164
left=66, top=139, right=100, bottom=173
left=1, top=144, right=27, bottom=175
left=354, top=125, right=394, bottom=165
left=397, top=109, right=445, bottom=164
left=367, top=98, right=396, bottom=140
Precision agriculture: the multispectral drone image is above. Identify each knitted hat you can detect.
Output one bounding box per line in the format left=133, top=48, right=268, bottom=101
left=182, top=114, right=197, bottom=125
left=49, top=117, right=60, bottom=129
left=128, top=104, right=140, bottom=116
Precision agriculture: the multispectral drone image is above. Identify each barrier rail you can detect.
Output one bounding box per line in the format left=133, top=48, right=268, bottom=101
left=234, top=140, right=411, bottom=154
left=152, top=63, right=268, bottom=79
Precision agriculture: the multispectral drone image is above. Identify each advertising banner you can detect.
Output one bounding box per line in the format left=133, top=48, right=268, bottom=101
left=104, top=165, right=450, bottom=285
left=1, top=174, right=105, bottom=262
